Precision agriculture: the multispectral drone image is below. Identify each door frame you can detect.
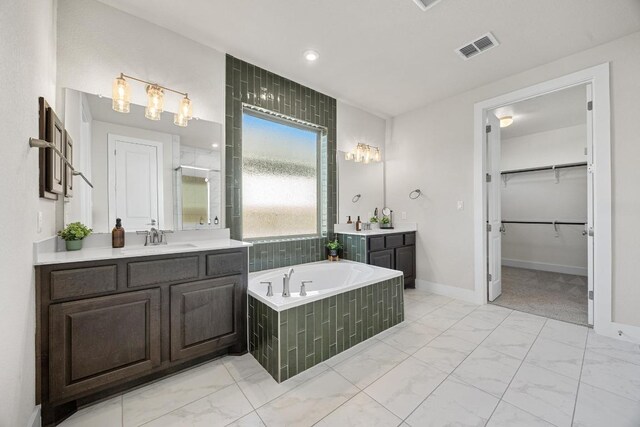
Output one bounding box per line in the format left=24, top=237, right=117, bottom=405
left=473, top=63, right=614, bottom=337
left=107, top=134, right=165, bottom=230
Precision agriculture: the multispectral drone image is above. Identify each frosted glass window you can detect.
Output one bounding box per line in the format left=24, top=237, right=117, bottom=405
left=242, top=112, right=320, bottom=239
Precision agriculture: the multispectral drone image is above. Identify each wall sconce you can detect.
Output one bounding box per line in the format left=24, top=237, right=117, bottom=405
left=345, top=143, right=382, bottom=164
left=111, top=73, right=193, bottom=127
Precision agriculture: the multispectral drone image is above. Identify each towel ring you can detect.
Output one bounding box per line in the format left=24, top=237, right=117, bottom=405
left=352, top=194, right=361, bottom=203
left=409, top=189, right=423, bottom=199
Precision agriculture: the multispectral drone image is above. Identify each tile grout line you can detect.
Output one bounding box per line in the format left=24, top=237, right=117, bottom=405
left=569, top=331, right=589, bottom=425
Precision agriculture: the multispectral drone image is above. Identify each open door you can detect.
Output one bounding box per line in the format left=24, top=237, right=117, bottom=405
left=487, top=114, right=502, bottom=301
left=586, top=85, right=595, bottom=326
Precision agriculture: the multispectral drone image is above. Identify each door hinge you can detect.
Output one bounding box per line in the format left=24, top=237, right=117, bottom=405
left=588, top=290, right=594, bottom=300
left=486, top=223, right=492, bottom=232
left=488, top=272, right=492, bottom=282
left=486, top=173, right=492, bottom=183
left=486, top=125, right=492, bottom=133
left=587, top=101, right=593, bottom=111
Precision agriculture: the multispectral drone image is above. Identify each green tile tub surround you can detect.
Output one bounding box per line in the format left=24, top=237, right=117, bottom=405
left=248, top=275, right=404, bottom=382
left=225, top=55, right=337, bottom=273
left=336, top=234, right=367, bottom=262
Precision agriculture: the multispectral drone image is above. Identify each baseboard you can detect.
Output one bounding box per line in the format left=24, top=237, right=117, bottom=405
left=595, top=321, right=640, bottom=344
left=502, top=258, right=587, bottom=277
left=415, top=279, right=477, bottom=304
left=28, top=405, right=41, bottom=427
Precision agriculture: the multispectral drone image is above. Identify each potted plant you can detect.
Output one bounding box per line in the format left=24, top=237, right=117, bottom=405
left=369, top=215, right=379, bottom=229
left=325, top=239, right=343, bottom=259
left=58, top=222, right=92, bottom=251
left=380, top=215, right=392, bottom=228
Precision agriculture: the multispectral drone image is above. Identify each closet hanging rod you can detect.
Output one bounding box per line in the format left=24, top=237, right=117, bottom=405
left=500, top=162, right=587, bottom=176
left=501, top=220, right=586, bottom=225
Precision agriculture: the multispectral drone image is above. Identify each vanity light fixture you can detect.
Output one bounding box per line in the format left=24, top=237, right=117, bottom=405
left=111, top=73, right=194, bottom=127
left=304, top=50, right=319, bottom=62
left=499, top=115, right=514, bottom=128
left=346, top=143, right=382, bottom=164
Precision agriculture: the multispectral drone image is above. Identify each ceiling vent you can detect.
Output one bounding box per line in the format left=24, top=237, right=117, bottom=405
left=456, top=32, right=499, bottom=60
left=412, top=0, right=443, bottom=12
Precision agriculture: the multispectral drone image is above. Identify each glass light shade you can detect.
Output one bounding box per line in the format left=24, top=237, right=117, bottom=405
left=355, top=145, right=363, bottom=162
left=179, top=96, right=193, bottom=120
left=145, top=85, right=164, bottom=120
left=499, top=116, right=514, bottom=128
left=145, top=106, right=162, bottom=120
left=374, top=148, right=381, bottom=162
left=174, top=113, right=189, bottom=127
left=111, top=76, right=130, bottom=113
left=363, top=147, right=371, bottom=164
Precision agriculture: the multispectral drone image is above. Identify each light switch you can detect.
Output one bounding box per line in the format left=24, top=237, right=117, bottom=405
left=401, top=211, right=407, bottom=220
left=457, top=201, right=464, bottom=211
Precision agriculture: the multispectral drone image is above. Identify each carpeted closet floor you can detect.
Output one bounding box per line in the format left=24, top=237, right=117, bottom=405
left=491, top=266, right=588, bottom=325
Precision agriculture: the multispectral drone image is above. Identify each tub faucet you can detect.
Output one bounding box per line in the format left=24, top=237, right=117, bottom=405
left=282, top=267, right=294, bottom=297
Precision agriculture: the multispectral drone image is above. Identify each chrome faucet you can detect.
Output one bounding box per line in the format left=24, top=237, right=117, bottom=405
left=282, top=267, right=294, bottom=297
left=136, top=219, right=173, bottom=246
left=300, top=280, right=312, bottom=297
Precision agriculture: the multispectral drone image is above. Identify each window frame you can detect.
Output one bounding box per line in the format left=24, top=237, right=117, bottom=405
left=240, top=105, right=328, bottom=242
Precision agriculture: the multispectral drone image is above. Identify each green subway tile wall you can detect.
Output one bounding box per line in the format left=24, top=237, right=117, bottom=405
left=337, top=234, right=367, bottom=262
left=225, top=55, right=337, bottom=272
left=248, top=275, right=404, bottom=382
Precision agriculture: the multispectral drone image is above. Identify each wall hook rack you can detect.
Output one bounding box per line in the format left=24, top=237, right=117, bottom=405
left=409, top=189, right=423, bottom=199
left=29, top=138, right=94, bottom=188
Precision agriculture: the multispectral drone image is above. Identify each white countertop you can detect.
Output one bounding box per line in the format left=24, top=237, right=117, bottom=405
left=34, top=229, right=252, bottom=265
left=334, top=223, right=417, bottom=237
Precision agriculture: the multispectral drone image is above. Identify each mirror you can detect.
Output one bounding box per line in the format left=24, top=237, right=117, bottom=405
left=63, top=88, right=223, bottom=233
left=337, top=150, right=384, bottom=223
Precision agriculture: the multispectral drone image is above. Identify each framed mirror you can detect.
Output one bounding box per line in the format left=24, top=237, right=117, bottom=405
left=62, top=88, right=223, bottom=233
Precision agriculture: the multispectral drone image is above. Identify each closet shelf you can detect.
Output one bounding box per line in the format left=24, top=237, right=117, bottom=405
left=500, top=162, right=587, bottom=176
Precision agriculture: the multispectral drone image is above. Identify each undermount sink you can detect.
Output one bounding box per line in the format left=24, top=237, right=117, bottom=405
left=120, top=243, right=197, bottom=255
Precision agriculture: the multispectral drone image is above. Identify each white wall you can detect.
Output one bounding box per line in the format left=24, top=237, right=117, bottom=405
left=336, top=101, right=387, bottom=223
left=56, top=0, right=225, bottom=123
left=0, top=0, right=57, bottom=424
left=386, top=31, right=640, bottom=327
left=501, top=125, right=588, bottom=274
left=91, top=120, right=175, bottom=232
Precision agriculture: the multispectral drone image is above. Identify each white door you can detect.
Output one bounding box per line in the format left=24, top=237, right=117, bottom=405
left=108, top=135, right=163, bottom=231
left=487, top=114, right=502, bottom=301
left=586, top=85, right=595, bottom=326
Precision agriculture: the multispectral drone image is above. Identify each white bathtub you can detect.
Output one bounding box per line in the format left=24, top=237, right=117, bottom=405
left=248, top=260, right=403, bottom=311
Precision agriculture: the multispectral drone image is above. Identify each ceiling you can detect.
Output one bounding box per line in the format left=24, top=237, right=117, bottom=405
left=494, top=84, right=587, bottom=139
left=85, top=91, right=222, bottom=150
left=97, top=0, right=640, bottom=117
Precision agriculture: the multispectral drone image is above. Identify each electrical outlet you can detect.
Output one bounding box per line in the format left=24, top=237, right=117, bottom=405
left=457, top=201, right=464, bottom=211
left=401, top=211, right=407, bottom=220
left=37, top=211, right=43, bottom=233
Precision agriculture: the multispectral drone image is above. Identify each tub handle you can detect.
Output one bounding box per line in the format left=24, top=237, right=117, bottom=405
left=261, top=281, right=273, bottom=297
left=300, top=280, right=312, bottom=297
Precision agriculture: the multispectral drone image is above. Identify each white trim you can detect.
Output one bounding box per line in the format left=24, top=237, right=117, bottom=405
left=474, top=63, right=612, bottom=332
left=415, top=279, right=477, bottom=304
left=502, top=258, right=588, bottom=277
left=107, top=134, right=165, bottom=230
left=28, top=405, right=40, bottom=427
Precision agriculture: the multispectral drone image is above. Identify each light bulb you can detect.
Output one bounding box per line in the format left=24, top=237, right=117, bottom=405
left=111, top=75, right=130, bottom=113
left=145, top=85, right=164, bottom=120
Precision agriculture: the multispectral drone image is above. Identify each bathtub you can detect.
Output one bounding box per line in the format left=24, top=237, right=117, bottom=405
left=247, top=260, right=405, bottom=382
left=249, top=260, right=402, bottom=310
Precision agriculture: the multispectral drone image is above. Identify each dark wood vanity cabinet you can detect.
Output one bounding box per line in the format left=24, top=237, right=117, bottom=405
left=36, top=248, right=248, bottom=426
left=367, top=232, right=416, bottom=288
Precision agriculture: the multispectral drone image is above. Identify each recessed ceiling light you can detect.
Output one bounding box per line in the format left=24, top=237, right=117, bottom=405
left=211, top=143, right=219, bottom=148
left=303, top=50, right=319, bottom=62
left=499, top=116, right=514, bottom=128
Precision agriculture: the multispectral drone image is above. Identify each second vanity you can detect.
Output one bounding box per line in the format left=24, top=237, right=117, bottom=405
left=34, top=230, right=250, bottom=426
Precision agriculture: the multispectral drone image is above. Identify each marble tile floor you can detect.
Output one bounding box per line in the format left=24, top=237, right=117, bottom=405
left=60, top=288, right=640, bottom=427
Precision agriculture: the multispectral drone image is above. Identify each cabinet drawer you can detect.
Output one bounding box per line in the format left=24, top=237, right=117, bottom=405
left=170, top=276, right=243, bottom=361
left=404, top=233, right=415, bottom=246
left=385, top=234, right=404, bottom=248
left=206, top=251, right=245, bottom=278
left=50, top=265, right=117, bottom=301
left=49, top=289, right=161, bottom=401
left=369, top=236, right=385, bottom=252
left=128, top=256, right=199, bottom=288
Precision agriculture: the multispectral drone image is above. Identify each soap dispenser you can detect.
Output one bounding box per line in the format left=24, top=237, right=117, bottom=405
left=355, top=216, right=362, bottom=231
left=112, top=218, right=125, bottom=248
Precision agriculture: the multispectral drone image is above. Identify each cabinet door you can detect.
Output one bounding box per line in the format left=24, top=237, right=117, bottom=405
left=369, top=249, right=395, bottom=269
left=395, top=245, right=415, bottom=282
left=170, top=276, right=244, bottom=361
left=49, top=289, right=161, bottom=401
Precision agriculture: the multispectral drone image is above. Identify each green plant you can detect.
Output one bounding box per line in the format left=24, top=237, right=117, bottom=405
left=58, top=222, right=92, bottom=241
left=369, top=216, right=379, bottom=223
left=325, top=239, right=343, bottom=251
left=381, top=216, right=391, bottom=224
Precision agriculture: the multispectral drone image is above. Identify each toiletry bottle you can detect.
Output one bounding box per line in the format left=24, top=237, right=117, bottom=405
left=347, top=216, right=352, bottom=224
left=112, top=218, right=125, bottom=248
left=355, top=216, right=362, bottom=231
